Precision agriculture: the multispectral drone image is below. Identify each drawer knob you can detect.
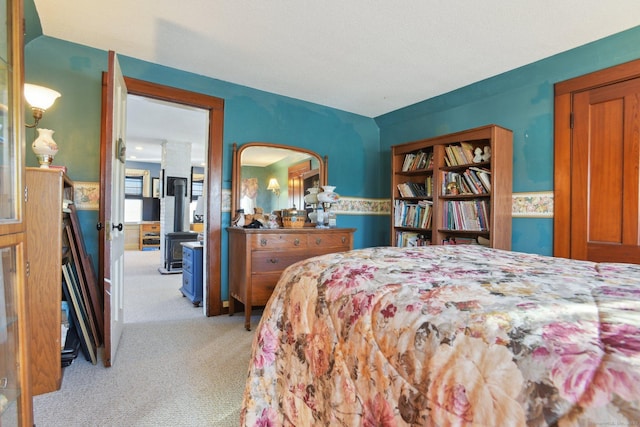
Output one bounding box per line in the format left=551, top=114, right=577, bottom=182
left=268, top=258, right=279, bottom=264
left=260, top=238, right=267, bottom=246
left=294, top=238, right=300, bottom=246
left=316, top=238, right=322, bottom=245
left=341, top=236, right=346, bottom=243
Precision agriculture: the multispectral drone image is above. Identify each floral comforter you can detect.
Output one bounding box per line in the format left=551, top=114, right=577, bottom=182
left=240, top=245, right=640, bottom=426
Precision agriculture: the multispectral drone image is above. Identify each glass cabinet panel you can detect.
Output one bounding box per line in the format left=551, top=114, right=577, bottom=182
left=0, top=0, right=19, bottom=224
left=0, top=237, right=22, bottom=426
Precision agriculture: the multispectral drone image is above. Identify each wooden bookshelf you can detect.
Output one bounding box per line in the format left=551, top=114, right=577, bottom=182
left=391, top=124, right=512, bottom=249
left=25, top=168, right=74, bottom=395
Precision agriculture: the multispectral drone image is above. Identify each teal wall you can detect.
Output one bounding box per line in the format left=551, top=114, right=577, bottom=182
left=23, top=10, right=381, bottom=301
left=376, top=25, right=640, bottom=256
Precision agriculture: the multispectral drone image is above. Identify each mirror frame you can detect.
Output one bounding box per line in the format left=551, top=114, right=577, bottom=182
left=231, top=142, right=328, bottom=216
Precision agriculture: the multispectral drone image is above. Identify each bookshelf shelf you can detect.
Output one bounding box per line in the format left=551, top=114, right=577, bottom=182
left=391, top=124, right=512, bottom=249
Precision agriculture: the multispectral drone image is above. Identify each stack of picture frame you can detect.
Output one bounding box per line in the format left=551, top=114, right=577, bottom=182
left=62, top=258, right=97, bottom=364
left=60, top=204, right=103, bottom=365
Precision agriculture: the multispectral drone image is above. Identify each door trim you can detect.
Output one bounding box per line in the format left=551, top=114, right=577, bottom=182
left=554, top=58, right=640, bottom=258
left=100, top=77, right=225, bottom=316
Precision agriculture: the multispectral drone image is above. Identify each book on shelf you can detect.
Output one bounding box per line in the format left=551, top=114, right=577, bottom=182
left=395, top=231, right=431, bottom=247
left=444, top=143, right=475, bottom=167
left=469, top=167, right=491, bottom=191
left=394, top=199, right=433, bottom=229
left=442, top=200, right=489, bottom=231
left=418, top=200, right=433, bottom=229
left=459, top=142, right=475, bottom=164
left=402, top=153, right=416, bottom=171
left=397, top=182, right=429, bottom=198
left=401, top=151, right=434, bottom=171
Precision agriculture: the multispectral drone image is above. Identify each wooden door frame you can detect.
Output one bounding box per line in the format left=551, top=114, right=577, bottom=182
left=554, top=58, right=640, bottom=258
left=100, top=77, right=224, bottom=316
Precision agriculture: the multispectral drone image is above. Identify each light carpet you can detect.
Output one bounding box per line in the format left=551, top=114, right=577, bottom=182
left=32, top=249, right=259, bottom=427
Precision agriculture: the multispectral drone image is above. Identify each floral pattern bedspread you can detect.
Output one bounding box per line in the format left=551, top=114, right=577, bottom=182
left=240, top=245, right=640, bottom=426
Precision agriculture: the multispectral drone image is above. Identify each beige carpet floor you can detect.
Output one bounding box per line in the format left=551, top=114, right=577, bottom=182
left=32, top=249, right=260, bottom=427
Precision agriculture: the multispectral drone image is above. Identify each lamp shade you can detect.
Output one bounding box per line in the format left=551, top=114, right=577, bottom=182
left=24, top=84, right=61, bottom=110
left=267, top=178, right=280, bottom=192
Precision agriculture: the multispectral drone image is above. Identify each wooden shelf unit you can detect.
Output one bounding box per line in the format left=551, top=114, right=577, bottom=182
left=391, top=124, right=513, bottom=249
left=25, top=168, right=75, bottom=395
left=139, top=222, right=160, bottom=250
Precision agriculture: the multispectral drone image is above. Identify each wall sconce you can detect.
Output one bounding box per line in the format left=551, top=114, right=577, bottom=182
left=267, top=178, right=280, bottom=196
left=24, top=83, right=61, bottom=128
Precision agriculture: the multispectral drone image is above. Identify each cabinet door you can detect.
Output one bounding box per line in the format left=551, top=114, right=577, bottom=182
left=0, top=234, right=31, bottom=426
left=0, top=0, right=32, bottom=424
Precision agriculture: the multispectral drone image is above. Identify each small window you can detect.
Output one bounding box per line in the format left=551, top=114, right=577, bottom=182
left=125, top=176, right=144, bottom=199
left=191, top=180, right=203, bottom=201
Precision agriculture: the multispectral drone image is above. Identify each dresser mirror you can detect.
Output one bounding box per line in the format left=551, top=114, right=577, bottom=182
left=231, top=142, right=327, bottom=216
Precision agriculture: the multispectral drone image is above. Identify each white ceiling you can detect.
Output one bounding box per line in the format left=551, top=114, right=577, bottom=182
left=33, top=1, right=640, bottom=163
left=125, top=95, right=209, bottom=166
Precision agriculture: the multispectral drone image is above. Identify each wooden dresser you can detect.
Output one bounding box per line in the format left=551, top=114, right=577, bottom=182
left=228, top=227, right=355, bottom=330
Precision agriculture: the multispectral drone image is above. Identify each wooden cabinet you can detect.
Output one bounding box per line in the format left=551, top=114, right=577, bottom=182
left=228, top=227, right=355, bottom=330
left=139, top=222, right=160, bottom=250
left=25, top=168, right=74, bottom=396
left=391, top=124, right=512, bottom=249
left=1, top=1, right=34, bottom=423
left=180, top=242, right=203, bottom=306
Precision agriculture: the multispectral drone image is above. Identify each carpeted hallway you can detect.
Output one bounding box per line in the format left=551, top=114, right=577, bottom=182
left=32, top=249, right=259, bottom=426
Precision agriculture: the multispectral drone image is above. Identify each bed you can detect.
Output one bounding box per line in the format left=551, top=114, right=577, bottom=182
left=240, top=245, right=640, bottom=426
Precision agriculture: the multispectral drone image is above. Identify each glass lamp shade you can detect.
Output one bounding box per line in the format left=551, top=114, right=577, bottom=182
left=267, top=178, right=280, bottom=192
left=24, top=83, right=61, bottom=110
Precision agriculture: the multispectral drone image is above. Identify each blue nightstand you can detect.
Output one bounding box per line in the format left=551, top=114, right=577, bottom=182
left=180, top=241, right=203, bottom=306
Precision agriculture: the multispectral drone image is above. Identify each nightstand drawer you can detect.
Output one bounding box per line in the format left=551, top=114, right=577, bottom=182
left=182, top=271, right=192, bottom=289
left=249, top=233, right=307, bottom=250
left=183, top=247, right=193, bottom=263
left=183, top=259, right=192, bottom=274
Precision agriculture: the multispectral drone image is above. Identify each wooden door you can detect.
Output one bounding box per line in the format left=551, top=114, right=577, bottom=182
left=288, top=160, right=311, bottom=210
left=101, top=51, right=128, bottom=366
left=554, top=59, right=640, bottom=263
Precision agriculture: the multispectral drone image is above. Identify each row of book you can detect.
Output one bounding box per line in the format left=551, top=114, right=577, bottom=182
left=395, top=231, right=431, bottom=247
left=443, top=142, right=491, bottom=166
left=401, top=150, right=434, bottom=171
left=442, top=200, right=489, bottom=231
left=441, top=167, right=491, bottom=195
left=394, top=200, right=433, bottom=229
left=397, top=179, right=433, bottom=198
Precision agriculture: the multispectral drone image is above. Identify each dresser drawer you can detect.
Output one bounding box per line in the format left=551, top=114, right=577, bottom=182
left=251, top=273, right=281, bottom=305
left=307, top=232, right=352, bottom=250
left=249, top=233, right=307, bottom=250
left=251, top=250, right=310, bottom=273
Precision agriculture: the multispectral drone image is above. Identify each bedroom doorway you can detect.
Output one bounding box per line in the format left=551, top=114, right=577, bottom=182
left=554, top=58, right=640, bottom=264
left=100, top=77, right=225, bottom=317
